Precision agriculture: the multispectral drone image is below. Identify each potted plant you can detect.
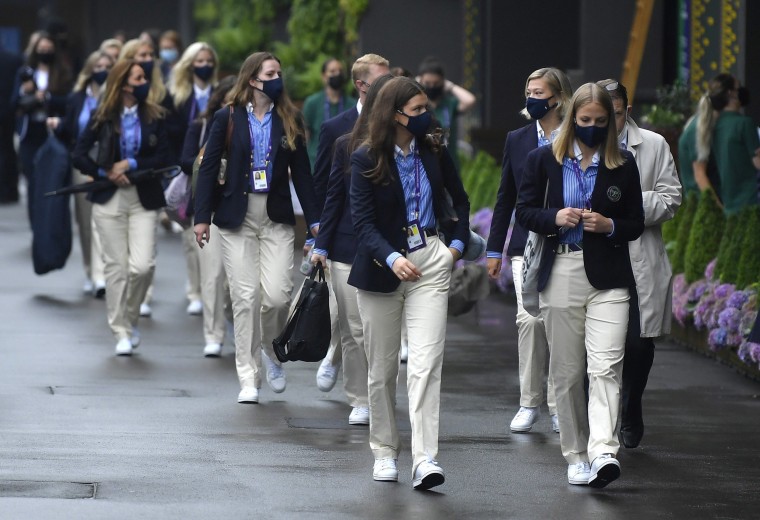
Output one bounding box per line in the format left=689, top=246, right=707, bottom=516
left=640, top=80, right=694, bottom=164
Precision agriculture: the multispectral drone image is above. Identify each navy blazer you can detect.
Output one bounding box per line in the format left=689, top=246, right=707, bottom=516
left=314, top=134, right=355, bottom=263
left=170, top=90, right=212, bottom=160
left=313, top=106, right=359, bottom=209
left=348, top=144, right=471, bottom=293
left=181, top=117, right=209, bottom=176
left=55, top=90, right=88, bottom=150
left=515, top=145, right=644, bottom=292
left=487, top=122, right=538, bottom=256
left=194, top=105, right=320, bottom=229
left=71, top=113, right=169, bottom=210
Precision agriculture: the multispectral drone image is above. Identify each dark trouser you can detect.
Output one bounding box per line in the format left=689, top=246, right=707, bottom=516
left=622, top=287, right=655, bottom=429
left=0, top=119, right=19, bottom=203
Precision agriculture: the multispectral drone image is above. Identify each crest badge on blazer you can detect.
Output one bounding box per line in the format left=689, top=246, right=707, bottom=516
left=280, top=136, right=289, bottom=149
left=148, top=133, right=158, bottom=147
left=607, top=186, right=622, bottom=202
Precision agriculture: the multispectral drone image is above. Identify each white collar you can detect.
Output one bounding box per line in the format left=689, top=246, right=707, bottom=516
left=122, top=105, right=138, bottom=117
left=536, top=120, right=558, bottom=142
left=618, top=122, right=629, bottom=149
left=394, top=138, right=417, bottom=158
left=246, top=102, right=274, bottom=114
left=194, top=83, right=212, bottom=98
left=572, top=140, right=600, bottom=165
left=356, top=99, right=363, bottom=115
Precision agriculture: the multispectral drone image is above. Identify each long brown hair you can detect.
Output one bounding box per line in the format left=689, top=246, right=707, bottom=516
left=227, top=52, right=303, bottom=150
left=73, top=50, right=114, bottom=93
left=362, top=76, right=430, bottom=184
left=552, top=82, right=624, bottom=170
left=348, top=73, right=394, bottom=163
left=119, top=39, right=168, bottom=105
left=92, top=60, right=165, bottom=130
left=26, top=32, right=72, bottom=95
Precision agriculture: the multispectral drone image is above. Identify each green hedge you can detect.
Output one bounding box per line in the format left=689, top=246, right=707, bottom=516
left=715, top=213, right=739, bottom=283
left=671, top=191, right=698, bottom=274
left=460, top=151, right=501, bottom=211
left=684, top=188, right=724, bottom=283
left=736, top=206, right=760, bottom=289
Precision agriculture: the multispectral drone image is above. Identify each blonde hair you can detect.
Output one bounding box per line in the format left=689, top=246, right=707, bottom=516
left=552, top=82, right=625, bottom=170
left=168, top=42, right=219, bottom=108
left=351, top=53, right=390, bottom=82
left=695, top=73, right=736, bottom=162
left=520, top=67, right=573, bottom=120
left=227, top=52, right=304, bottom=150
left=119, top=39, right=167, bottom=105
left=74, top=51, right=114, bottom=92
left=99, top=38, right=123, bottom=54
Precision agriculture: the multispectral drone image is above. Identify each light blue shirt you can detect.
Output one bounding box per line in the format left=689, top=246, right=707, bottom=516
left=246, top=102, right=274, bottom=191
left=77, top=87, right=98, bottom=137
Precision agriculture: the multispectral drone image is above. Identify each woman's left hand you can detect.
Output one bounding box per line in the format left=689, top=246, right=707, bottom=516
left=581, top=210, right=613, bottom=234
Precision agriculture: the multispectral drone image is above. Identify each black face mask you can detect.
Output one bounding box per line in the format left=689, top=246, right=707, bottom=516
left=425, top=85, right=444, bottom=101
left=35, top=52, right=55, bottom=65
left=255, top=77, right=284, bottom=102
left=526, top=96, right=556, bottom=120
left=194, top=65, right=215, bottom=82
left=139, top=60, right=154, bottom=79
left=398, top=110, right=432, bottom=139
left=738, top=86, right=750, bottom=107
left=130, top=82, right=151, bottom=104
left=575, top=124, right=608, bottom=148
left=91, top=70, right=109, bottom=86
left=327, top=73, right=345, bottom=90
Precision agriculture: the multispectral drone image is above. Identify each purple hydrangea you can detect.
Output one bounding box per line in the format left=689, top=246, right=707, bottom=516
left=693, top=292, right=717, bottom=330
left=751, top=343, right=760, bottom=364
left=708, top=328, right=729, bottom=351
left=672, top=273, right=687, bottom=297
left=738, top=341, right=753, bottom=363
left=718, top=307, right=742, bottom=335
left=714, top=283, right=735, bottom=299
left=727, top=290, right=749, bottom=309
left=496, top=260, right=514, bottom=293
left=704, top=258, right=717, bottom=281
left=470, top=208, right=494, bottom=238
left=687, top=280, right=709, bottom=303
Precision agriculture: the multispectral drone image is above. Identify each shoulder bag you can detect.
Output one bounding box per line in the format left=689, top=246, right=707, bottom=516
left=521, top=180, right=549, bottom=317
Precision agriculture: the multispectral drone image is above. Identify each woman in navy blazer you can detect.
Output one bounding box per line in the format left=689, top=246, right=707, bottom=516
left=516, top=83, right=644, bottom=489
left=72, top=59, right=169, bottom=356
left=167, top=41, right=220, bottom=318
left=193, top=52, right=320, bottom=404
left=486, top=67, right=573, bottom=436
left=50, top=49, right=114, bottom=297
left=348, top=76, right=469, bottom=490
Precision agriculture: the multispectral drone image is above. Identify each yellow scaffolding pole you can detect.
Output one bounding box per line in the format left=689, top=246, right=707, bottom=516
left=621, top=0, right=656, bottom=104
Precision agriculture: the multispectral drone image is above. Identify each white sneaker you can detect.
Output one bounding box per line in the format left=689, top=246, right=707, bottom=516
left=400, top=339, right=408, bottom=363
left=510, top=406, right=540, bottom=432
left=203, top=343, right=222, bottom=357
left=83, top=279, right=94, bottom=294
left=130, top=328, right=141, bottom=349
left=186, top=299, right=203, bottom=315
left=373, top=458, right=398, bottom=482
left=263, top=353, right=286, bottom=393
left=316, top=358, right=340, bottom=392
left=413, top=460, right=445, bottom=490
left=348, top=406, right=370, bottom=425
left=551, top=414, right=560, bottom=433
left=237, top=387, right=259, bottom=404
left=588, top=454, right=621, bottom=488
left=115, top=338, right=133, bottom=356
left=567, top=462, right=591, bottom=485
left=139, top=303, right=152, bottom=318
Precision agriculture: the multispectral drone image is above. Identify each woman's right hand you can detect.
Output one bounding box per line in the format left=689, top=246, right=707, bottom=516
left=392, top=257, right=422, bottom=282
left=487, top=257, right=502, bottom=280
left=106, top=161, right=131, bottom=187
left=311, top=252, right=327, bottom=269
left=194, top=223, right=210, bottom=248
left=555, top=207, right=583, bottom=228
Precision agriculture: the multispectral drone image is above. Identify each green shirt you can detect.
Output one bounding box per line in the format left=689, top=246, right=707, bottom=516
left=677, top=118, right=699, bottom=195
left=712, top=111, right=760, bottom=215
left=302, top=90, right=356, bottom=168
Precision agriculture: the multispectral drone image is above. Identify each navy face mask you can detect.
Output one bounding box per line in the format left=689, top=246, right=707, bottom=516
left=194, top=65, right=215, bottom=82
left=139, top=60, right=154, bottom=79
left=398, top=110, right=432, bottom=139
left=525, top=96, right=556, bottom=120
left=575, top=123, right=608, bottom=148
left=130, top=82, right=151, bottom=103
left=255, top=77, right=284, bottom=102
left=91, top=70, right=109, bottom=86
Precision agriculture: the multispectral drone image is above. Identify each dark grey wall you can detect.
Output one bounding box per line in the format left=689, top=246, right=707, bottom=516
left=358, top=0, right=464, bottom=83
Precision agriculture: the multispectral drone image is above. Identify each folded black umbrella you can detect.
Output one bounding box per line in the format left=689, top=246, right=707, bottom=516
left=44, top=165, right=181, bottom=197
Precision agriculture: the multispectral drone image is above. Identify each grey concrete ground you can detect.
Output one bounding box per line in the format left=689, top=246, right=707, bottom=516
left=1, top=198, right=760, bottom=520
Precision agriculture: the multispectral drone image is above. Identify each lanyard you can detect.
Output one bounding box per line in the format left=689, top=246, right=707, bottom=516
left=412, top=152, right=421, bottom=220
left=571, top=158, right=592, bottom=210
left=247, top=113, right=272, bottom=168
left=324, top=95, right=345, bottom=122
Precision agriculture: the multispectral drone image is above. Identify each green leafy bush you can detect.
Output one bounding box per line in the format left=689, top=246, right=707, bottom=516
left=640, top=80, right=693, bottom=131
left=671, top=191, right=698, bottom=273
left=460, top=151, right=501, bottom=211
left=735, top=206, right=760, bottom=289
left=684, top=188, right=725, bottom=283
left=715, top=214, right=739, bottom=283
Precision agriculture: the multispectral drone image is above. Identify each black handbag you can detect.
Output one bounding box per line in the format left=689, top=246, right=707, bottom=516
left=272, top=263, right=331, bottom=363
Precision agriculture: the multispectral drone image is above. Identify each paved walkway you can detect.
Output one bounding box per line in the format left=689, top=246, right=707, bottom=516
left=1, top=199, right=759, bottom=519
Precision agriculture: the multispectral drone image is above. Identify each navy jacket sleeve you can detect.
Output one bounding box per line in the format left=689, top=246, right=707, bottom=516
left=71, top=118, right=102, bottom=177
left=515, top=147, right=558, bottom=235
left=181, top=119, right=205, bottom=176
left=314, top=135, right=349, bottom=252
left=487, top=131, right=517, bottom=252
left=313, top=119, right=335, bottom=209
left=193, top=107, right=227, bottom=225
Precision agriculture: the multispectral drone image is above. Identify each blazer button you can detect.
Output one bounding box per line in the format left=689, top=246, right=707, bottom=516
left=400, top=248, right=406, bottom=253
left=401, top=227, right=406, bottom=232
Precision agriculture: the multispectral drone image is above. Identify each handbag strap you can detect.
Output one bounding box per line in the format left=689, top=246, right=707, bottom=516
left=542, top=179, right=550, bottom=209
left=198, top=118, right=208, bottom=149
left=224, top=106, right=234, bottom=154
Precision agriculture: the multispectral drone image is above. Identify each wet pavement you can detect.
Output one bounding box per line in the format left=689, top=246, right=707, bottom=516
left=1, top=198, right=759, bottom=519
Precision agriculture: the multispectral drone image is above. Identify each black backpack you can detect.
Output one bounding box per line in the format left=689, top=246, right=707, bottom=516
left=273, top=264, right=331, bottom=362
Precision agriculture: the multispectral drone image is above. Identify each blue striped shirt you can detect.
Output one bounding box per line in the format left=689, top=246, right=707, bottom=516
left=246, top=103, right=273, bottom=191
left=77, top=87, right=98, bottom=137
left=561, top=142, right=599, bottom=244
left=120, top=105, right=141, bottom=171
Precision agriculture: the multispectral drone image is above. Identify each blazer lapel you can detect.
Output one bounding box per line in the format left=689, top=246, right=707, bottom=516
left=269, top=111, right=284, bottom=165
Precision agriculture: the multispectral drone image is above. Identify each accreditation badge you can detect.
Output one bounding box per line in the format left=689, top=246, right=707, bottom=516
left=406, top=220, right=426, bottom=252
left=252, top=167, right=269, bottom=192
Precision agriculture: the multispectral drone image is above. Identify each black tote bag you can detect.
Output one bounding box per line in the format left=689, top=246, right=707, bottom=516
left=273, top=263, right=331, bottom=362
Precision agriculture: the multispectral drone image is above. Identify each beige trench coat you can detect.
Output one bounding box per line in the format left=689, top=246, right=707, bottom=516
left=625, top=118, right=683, bottom=337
